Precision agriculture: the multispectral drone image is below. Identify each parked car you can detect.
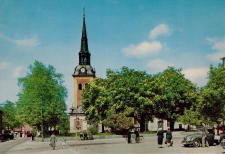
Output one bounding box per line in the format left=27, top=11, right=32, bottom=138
left=181, top=126, right=219, bottom=147
left=1, top=130, right=14, bottom=141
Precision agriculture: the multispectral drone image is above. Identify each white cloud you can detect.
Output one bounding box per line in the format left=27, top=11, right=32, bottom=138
left=147, top=58, right=174, bottom=71
left=182, top=67, right=209, bottom=87
left=0, top=62, right=9, bottom=70
left=206, top=37, right=225, bottom=62
left=122, top=41, right=162, bottom=57
left=149, top=24, right=172, bottom=39
left=0, top=32, right=40, bottom=46
left=12, top=66, right=23, bottom=78
left=14, top=37, right=40, bottom=46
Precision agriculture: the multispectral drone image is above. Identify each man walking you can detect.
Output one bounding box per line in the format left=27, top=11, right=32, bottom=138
left=202, top=123, right=209, bottom=148
left=166, top=128, right=173, bottom=147
left=157, top=128, right=164, bottom=148
left=134, top=129, right=140, bottom=143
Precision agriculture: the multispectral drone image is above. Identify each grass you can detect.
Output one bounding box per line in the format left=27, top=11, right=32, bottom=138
left=37, top=131, right=156, bottom=138
left=139, top=131, right=156, bottom=134
left=94, top=133, right=114, bottom=136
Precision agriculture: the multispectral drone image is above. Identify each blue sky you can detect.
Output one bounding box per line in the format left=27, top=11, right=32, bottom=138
left=1, top=0, right=225, bottom=109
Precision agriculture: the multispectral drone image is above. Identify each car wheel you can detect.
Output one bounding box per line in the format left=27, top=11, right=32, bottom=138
left=192, top=139, right=201, bottom=147
left=184, top=144, right=189, bottom=147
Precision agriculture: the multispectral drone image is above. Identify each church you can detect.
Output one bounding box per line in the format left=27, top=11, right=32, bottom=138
left=69, top=11, right=186, bottom=133
left=69, top=10, right=95, bottom=133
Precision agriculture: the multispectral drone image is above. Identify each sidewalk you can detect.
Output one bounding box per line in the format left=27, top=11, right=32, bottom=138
left=5, top=139, right=78, bottom=154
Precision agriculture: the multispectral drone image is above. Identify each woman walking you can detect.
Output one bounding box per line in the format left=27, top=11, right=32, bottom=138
left=157, top=128, right=164, bottom=148
left=50, top=133, right=57, bottom=150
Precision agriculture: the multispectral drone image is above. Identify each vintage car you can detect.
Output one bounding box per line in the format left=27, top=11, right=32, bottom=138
left=181, top=126, right=219, bottom=147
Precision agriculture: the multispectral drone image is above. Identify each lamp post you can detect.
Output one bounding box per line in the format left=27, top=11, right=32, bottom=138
left=70, top=107, right=80, bottom=151
left=75, top=115, right=80, bottom=151
left=220, top=57, right=225, bottom=68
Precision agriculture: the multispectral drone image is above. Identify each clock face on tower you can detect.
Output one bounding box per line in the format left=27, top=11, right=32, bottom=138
left=81, top=68, right=85, bottom=73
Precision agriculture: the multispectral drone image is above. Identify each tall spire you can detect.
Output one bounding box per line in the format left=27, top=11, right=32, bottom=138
left=79, top=7, right=90, bottom=65
left=72, top=8, right=95, bottom=77
left=80, top=7, right=88, bottom=53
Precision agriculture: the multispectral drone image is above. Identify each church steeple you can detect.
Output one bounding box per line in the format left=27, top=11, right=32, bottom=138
left=79, top=7, right=90, bottom=65
left=72, top=8, right=95, bottom=77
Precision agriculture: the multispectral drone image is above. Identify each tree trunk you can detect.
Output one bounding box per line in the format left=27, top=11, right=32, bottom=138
left=101, top=124, right=105, bottom=133
left=139, top=116, right=145, bottom=132
left=170, top=121, right=175, bottom=131
left=187, top=124, right=190, bottom=131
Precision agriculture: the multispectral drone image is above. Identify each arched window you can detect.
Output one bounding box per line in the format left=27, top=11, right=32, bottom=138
left=78, top=83, right=82, bottom=90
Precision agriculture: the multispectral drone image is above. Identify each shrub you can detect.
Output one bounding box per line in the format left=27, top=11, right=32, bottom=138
left=87, top=126, right=98, bottom=135
left=103, top=113, right=134, bottom=134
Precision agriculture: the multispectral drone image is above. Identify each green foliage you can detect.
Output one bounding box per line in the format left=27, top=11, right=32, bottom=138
left=153, top=67, right=197, bottom=125
left=16, top=60, right=68, bottom=134
left=82, top=66, right=198, bottom=131
left=0, top=100, right=22, bottom=130
left=82, top=78, right=108, bottom=124
left=87, top=126, right=98, bottom=135
left=103, top=113, right=134, bottom=134
left=199, top=64, right=225, bottom=123
left=178, top=108, right=202, bottom=128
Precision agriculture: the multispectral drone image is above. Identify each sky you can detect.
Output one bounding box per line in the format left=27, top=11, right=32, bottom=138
left=0, top=0, right=225, bottom=109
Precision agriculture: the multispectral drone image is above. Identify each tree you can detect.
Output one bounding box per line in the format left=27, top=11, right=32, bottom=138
left=0, top=100, right=22, bottom=130
left=82, top=77, right=109, bottom=132
left=199, top=64, right=225, bottom=124
left=153, top=67, right=197, bottom=130
left=106, top=67, right=157, bottom=132
left=82, top=67, right=155, bottom=132
left=16, top=60, right=68, bottom=135
left=178, top=108, right=201, bottom=130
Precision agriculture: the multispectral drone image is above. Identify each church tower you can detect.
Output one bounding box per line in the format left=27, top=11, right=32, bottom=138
left=72, top=9, right=95, bottom=107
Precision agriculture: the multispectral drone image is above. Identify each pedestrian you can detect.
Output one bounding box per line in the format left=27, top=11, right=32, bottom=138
left=88, top=132, right=94, bottom=140
left=61, top=137, right=66, bottom=149
left=201, top=123, right=209, bottom=148
left=127, top=130, right=131, bottom=144
left=84, top=132, right=88, bottom=140
left=134, top=129, right=140, bottom=143
left=157, top=128, right=164, bottom=148
left=31, top=133, right=35, bottom=141
left=166, top=128, right=173, bottom=147
left=50, top=133, right=57, bottom=150
left=80, top=132, right=83, bottom=140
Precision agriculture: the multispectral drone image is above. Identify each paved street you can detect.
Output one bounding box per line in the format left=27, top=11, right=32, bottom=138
left=0, top=138, right=30, bottom=154
left=1, top=132, right=225, bottom=154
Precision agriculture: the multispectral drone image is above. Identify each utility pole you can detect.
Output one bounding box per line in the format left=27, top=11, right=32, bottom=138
left=40, top=99, right=44, bottom=142
left=220, top=57, right=225, bottom=127
left=41, top=108, right=44, bottom=142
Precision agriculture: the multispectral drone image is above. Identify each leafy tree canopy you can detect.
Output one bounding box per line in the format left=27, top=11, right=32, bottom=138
left=16, top=60, right=68, bottom=133
left=82, top=66, right=198, bottom=131
left=199, top=64, right=225, bottom=123
left=153, top=67, right=197, bottom=126
left=0, top=100, right=22, bottom=130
